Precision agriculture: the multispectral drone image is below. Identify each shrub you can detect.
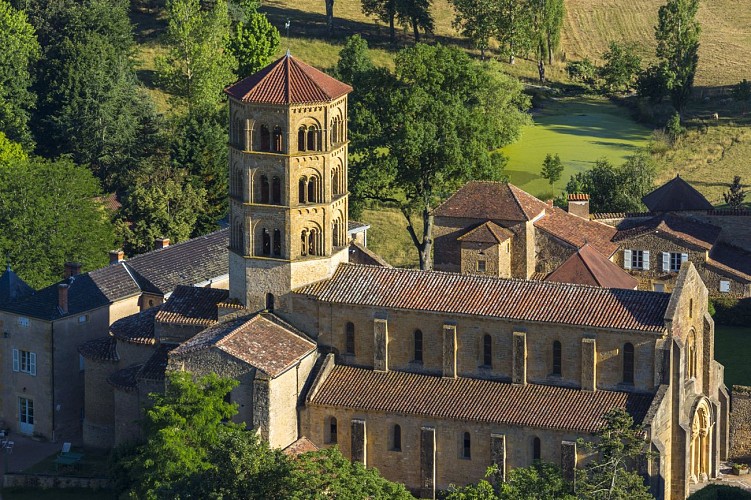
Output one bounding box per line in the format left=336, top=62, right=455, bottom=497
left=666, top=112, right=684, bottom=144
left=732, top=79, right=751, bottom=102
left=599, top=42, right=641, bottom=93
left=637, top=64, right=669, bottom=103
left=687, top=484, right=751, bottom=500
left=566, top=58, right=597, bottom=86
left=711, top=297, right=751, bottom=326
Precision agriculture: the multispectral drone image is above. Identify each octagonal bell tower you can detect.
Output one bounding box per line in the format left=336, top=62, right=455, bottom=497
left=224, top=52, right=352, bottom=310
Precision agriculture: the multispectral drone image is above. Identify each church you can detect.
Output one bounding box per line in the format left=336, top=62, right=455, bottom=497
left=75, top=53, right=727, bottom=499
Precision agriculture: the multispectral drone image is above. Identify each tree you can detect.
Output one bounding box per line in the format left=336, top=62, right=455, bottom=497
left=446, top=462, right=576, bottom=499
left=600, top=42, right=642, bottom=93
left=527, top=0, right=564, bottom=81
left=576, top=408, right=654, bottom=500
left=450, top=0, right=497, bottom=59
left=0, top=132, right=27, bottom=165
left=732, top=79, right=751, bottom=102
left=348, top=43, right=530, bottom=269
left=0, top=0, right=39, bottom=150
left=636, top=64, right=670, bottom=103
left=362, top=0, right=398, bottom=45
left=158, top=0, right=235, bottom=111
left=654, top=0, right=700, bottom=111
left=540, top=153, right=563, bottom=185
left=325, top=0, right=335, bottom=37
left=228, top=3, right=280, bottom=78
left=396, top=0, right=434, bottom=42
left=0, top=156, right=115, bottom=288
left=496, top=0, right=533, bottom=64
left=120, top=160, right=208, bottom=255
left=723, top=176, right=746, bottom=208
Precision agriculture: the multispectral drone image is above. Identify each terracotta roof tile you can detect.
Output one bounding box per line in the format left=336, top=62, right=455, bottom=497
left=534, top=207, right=618, bottom=257
left=110, top=305, right=161, bottom=345
left=642, top=175, right=713, bottom=212
left=283, top=436, right=320, bottom=456
left=172, top=313, right=316, bottom=377
left=458, top=221, right=513, bottom=244
left=139, top=344, right=176, bottom=382
left=567, top=193, right=590, bottom=201
left=295, top=264, right=670, bottom=333
left=78, top=336, right=119, bottom=362
left=225, top=53, right=352, bottom=104
left=614, top=214, right=721, bottom=250
left=546, top=244, right=638, bottom=289
left=155, top=286, right=229, bottom=326
left=309, top=365, right=655, bottom=433
left=433, top=181, right=547, bottom=222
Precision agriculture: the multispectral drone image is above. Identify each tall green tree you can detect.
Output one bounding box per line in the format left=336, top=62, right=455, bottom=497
left=450, top=0, right=497, bottom=59
left=496, top=0, right=533, bottom=64
left=655, top=0, right=700, bottom=111
left=527, top=0, right=564, bottom=81
left=348, top=43, right=530, bottom=269
left=361, top=0, right=398, bottom=45
left=723, top=175, right=746, bottom=208
left=396, top=0, right=434, bottom=42
left=446, top=462, right=575, bottom=500
left=0, top=0, right=39, bottom=151
left=540, top=153, right=563, bottom=185
left=228, top=1, right=280, bottom=77
left=158, top=0, right=235, bottom=111
left=0, top=156, right=115, bottom=288
left=600, top=42, right=642, bottom=93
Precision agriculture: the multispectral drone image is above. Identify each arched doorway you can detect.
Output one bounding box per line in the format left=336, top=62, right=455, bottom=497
left=690, top=400, right=712, bottom=483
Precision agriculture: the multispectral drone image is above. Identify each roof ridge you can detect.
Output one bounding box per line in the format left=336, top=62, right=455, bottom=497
left=289, top=56, right=331, bottom=104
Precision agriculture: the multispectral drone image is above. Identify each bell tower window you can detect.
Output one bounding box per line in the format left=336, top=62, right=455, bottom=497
left=260, top=175, right=270, bottom=204
left=273, top=229, right=282, bottom=256
left=262, top=228, right=271, bottom=256
left=272, top=177, right=281, bottom=204
left=260, top=125, right=270, bottom=151
left=273, top=126, right=283, bottom=152
left=298, top=126, right=306, bottom=151
left=300, top=230, right=308, bottom=256
left=299, top=177, right=307, bottom=203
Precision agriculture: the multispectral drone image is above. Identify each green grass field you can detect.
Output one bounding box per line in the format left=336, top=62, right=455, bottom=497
left=714, top=326, right=751, bottom=389
left=501, top=96, right=652, bottom=199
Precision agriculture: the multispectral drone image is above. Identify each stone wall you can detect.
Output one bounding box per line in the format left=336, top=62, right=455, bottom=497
left=82, top=358, right=116, bottom=449
left=459, top=241, right=511, bottom=278
left=730, top=385, right=751, bottom=461
left=535, top=230, right=577, bottom=275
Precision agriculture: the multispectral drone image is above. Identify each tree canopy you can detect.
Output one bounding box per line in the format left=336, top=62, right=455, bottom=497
left=655, top=0, right=700, bottom=111
left=228, top=0, right=280, bottom=78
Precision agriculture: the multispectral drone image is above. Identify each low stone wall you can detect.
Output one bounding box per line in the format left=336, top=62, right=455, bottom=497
left=2, top=473, right=110, bottom=490
left=730, top=385, right=751, bottom=461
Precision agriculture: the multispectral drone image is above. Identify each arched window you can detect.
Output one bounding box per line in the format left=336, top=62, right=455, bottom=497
left=300, top=230, right=307, bottom=256
left=332, top=220, right=340, bottom=247
left=345, top=322, right=355, bottom=354
left=299, top=177, right=307, bottom=203
left=687, top=331, right=697, bottom=379
left=552, top=341, right=562, bottom=376
left=262, top=228, right=271, bottom=256
left=273, top=229, right=282, bottom=256
left=272, top=177, right=281, bottom=204
left=623, top=343, right=635, bottom=384
left=462, top=432, right=471, bottom=459
left=332, top=169, right=339, bottom=196
left=298, top=126, right=306, bottom=151
left=392, top=424, right=402, bottom=451
left=232, top=220, right=243, bottom=252
left=414, top=329, right=423, bottom=363
left=307, top=126, right=318, bottom=151
left=327, top=416, right=338, bottom=444
left=483, top=334, right=492, bottom=367
left=273, top=126, right=283, bottom=152
left=260, top=125, right=270, bottom=151
left=533, top=437, right=541, bottom=461
left=260, top=175, right=270, bottom=204
left=265, top=293, right=274, bottom=311
left=232, top=169, right=243, bottom=198
left=308, top=176, right=317, bottom=203
left=308, top=229, right=316, bottom=256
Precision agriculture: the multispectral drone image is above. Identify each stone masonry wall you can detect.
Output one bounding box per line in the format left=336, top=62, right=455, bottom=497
left=730, top=385, right=751, bottom=461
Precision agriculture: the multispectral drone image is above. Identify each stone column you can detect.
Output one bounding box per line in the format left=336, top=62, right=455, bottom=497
left=512, top=332, right=527, bottom=385
left=443, top=324, right=457, bottom=379
left=491, top=434, right=506, bottom=484
left=561, top=440, right=577, bottom=483
left=581, top=337, right=597, bottom=391
left=374, top=318, right=388, bottom=372
left=420, top=426, right=436, bottom=499
left=351, top=419, right=367, bottom=466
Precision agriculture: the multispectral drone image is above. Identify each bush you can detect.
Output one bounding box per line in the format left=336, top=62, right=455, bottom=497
left=687, top=484, right=751, bottom=500
left=732, top=79, right=751, bottom=102
left=666, top=112, right=684, bottom=144
left=637, top=64, right=669, bottom=103
left=566, top=58, right=597, bottom=86
left=599, top=42, right=641, bottom=93
left=710, top=297, right=751, bottom=326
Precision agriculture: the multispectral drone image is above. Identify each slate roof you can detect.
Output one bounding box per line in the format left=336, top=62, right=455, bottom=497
left=707, top=243, right=751, bottom=281
left=155, top=286, right=229, bottom=326
left=534, top=206, right=618, bottom=257
left=172, top=312, right=317, bottom=377
left=546, top=244, right=638, bottom=289
left=139, top=344, right=176, bottom=381
left=225, top=53, right=352, bottom=105
left=78, top=336, right=119, bottom=362
left=107, top=364, right=142, bottom=392
left=458, top=221, right=513, bottom=244
left=0, top=265, right=34, bottom=305
left=614, top=214, right=721, bottom=250
left=110, top=306, right=162, bottom=345
left=309, top=365, right=654, bottom=433
left=295, top=264, right=670, bottom=333
left=642, top=175, right=713, bottom=212
left=433, top=181, right=548, bottom=221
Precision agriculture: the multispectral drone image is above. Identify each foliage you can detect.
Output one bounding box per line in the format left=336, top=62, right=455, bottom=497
left=0, top=0, right=39, bottom=150
left=396, top=0, right=434, bottom=42
left=666, top=112, right=684, bottom=144
left=711, top=298, right=751, bottom=327
left=343, top=41, right=529, bottom=269
left=0, top=132, right=28, bottom=165
left=158, top=0, right=235, bottom=111
left=540, top=153, right=563, bottom=185
left=450, top=0, right=497, bottom=58
left=526, top=0, right=565, bottom=81
left=495, top=0, right=533, bottom=64
left=566, top=58, right=597, bottom=86
left=600, top=42, right=641, bottom=93
left=732, top=79, right=751, bottom=102
left=687, top=484, right=751, bottom=500
left=655, top=0, right=701, bottom=111
left=636, top=64, right=670, bottom=104
left=723, top=175, right=746, bottom=208
left=361, top=0, right=398, bottom=45
left=0, top=156, right=115, bottom=288
left=120, top=160, right=208, bottom=255
left=228, top=4, right=280, bottom=78
left=576, top=408, right=653, bottom=500
left=447, top=462, right=575, bottom=499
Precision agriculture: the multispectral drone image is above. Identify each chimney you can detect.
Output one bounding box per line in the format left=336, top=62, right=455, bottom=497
left=109, top=250, right=124, bottom=265
left=567, top=193, right=590, bottom=219
left=58, top=284, right=69, bottom=314
left=154, top=238, right=170, bottom=250
left=64, top=261, right=82, bottom=278
left=546, top=199, right=554, bottom=207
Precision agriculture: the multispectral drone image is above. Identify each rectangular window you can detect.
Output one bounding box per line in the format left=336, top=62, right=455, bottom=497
left=12, top=349, right=36, bottom=375
left=477, top=260, right=486, bottom=272
left=667, top=252, right=687, bottom=272
left=628, top=250, right=649, bottom=270
left=78, top=315, right=88, bottom=324
left=18, top=317, right=29, bottom=327
left=631, top=250, right=644, bottom=270
left=720, top=281, right=731, bottom=293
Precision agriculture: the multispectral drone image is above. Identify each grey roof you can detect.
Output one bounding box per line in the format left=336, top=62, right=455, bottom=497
left=0, top=264, right=34, bottom=305
left=642, top=175, right=713, bottom=212
left=347, top=220, right=370, bottom=234
left=0, top=274, right=111, bottom=320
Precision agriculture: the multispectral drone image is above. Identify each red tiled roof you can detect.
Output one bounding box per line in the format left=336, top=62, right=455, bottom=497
left=97, top=192, right=122, bottom=212
left=568, top=193, right=590, bottom=201
left=78, top=336, right=119, bottom=362
left=309, top=365, right=654, bottom=433
left=458, top=221, right=513, bottom=244
left=433, top=181, right=548, bottom=222
left=110, top=305, right=162, bottom=345
left=225, top=53, right=352, bottom=105
left=614, top=214, right=721, bottom=250
left=642, top=175, right=713, bottom=212
left=283, top=436, right=320, bottom=456
left=535, top=207, right=618, bottom=257
left=546, top=244, right=638, bottom=289
left=155, top=285, right=229, bottom=326
left=296, top=264, right=670, bottom=333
